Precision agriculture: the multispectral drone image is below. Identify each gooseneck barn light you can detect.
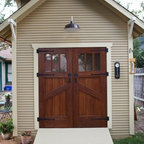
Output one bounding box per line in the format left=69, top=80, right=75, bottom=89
left=64, top=16, right=80, bottom=32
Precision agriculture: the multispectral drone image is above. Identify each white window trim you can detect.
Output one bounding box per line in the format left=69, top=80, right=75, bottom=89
left=32, top=43, right=112, bottom=130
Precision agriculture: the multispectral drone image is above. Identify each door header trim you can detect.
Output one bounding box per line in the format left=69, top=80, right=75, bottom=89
left=32, top=43, right=112, bottom=49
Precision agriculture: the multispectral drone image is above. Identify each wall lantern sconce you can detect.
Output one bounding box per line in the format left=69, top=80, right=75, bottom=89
left=129, top=58, right=135, bottom=74
left=114, top=62, right=120, bottom=79
left=64, top=16, right=80, bottom=32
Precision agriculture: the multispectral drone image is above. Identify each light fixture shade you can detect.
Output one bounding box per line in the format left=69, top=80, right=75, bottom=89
left=64, top=16, right=80, bottom=32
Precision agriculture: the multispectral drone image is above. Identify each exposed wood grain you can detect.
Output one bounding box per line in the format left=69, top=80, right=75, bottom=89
left=39, top=48, right=107, bottom=128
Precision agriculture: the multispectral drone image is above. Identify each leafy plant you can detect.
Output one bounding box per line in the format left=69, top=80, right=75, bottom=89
left=113, top=133, right=144, bottom=144
left=21, top=131, right=31, bottom=136
left=0, top=118, right=14, bottom=134
left=133, top=37, right=144, bottom=68
left=4, top=93, right=11, bottom=99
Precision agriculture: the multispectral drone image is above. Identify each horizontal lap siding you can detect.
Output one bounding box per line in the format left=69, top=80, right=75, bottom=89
left=17, top=0, right=129, bottom=136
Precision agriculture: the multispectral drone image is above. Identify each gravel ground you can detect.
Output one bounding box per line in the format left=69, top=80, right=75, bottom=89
left=135, top=107, right=144, bottom=133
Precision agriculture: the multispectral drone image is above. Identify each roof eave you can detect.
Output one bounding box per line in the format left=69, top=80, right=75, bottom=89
left=0, top=0, right=46, bottom=32
left=0, top=0, right=144, bottom=39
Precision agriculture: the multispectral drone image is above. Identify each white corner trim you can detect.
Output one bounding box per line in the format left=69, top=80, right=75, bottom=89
left=34, top=47, right=39, bottom=129
left=32, top=43, right=112, bottom=129
left=12, top=26, right=18, bottom=136
left=128, top=23, right=134, bottom=135
left=107, top=44, right=112, bottom=129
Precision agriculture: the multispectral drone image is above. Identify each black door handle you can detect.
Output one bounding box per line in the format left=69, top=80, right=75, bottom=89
left=74, top=73, right=78, bottom=83
left=68, top=73, right=72, bottom=83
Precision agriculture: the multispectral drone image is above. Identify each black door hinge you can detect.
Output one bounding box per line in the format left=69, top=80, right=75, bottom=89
left=37, top=117, right=55, bottom=121
left=90, top=48, right=108, bottom=52
left=105, top=48, right=108, bottom=52
left=91, top=116, right=109, bottom=121
left=91, top=72, right=109, bottom=76
left=37, top=73, right=55, bottom=77
left=37, top=49, right=54, bottom=53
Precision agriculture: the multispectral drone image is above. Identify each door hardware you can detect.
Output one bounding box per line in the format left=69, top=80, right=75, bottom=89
left=91, top=117, right=109, bottom=121
left=37, top=49, right=54, bottom=53
left=90, top=48, right=108, bottom=52
left=91, top=72, right=109, bottom=76
left=74, top=73, right=78, bottom=83
left=68, top=73, right=72, bottom=83
left=37, top=73, right=55, bottom=77
left=37, top=117, right=55, bottom=121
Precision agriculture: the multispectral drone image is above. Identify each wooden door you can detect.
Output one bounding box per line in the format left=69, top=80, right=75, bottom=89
left=38, top=48, right=73, bottom=128
left=73, top=48, right=107, bottom=127
left=38, top=48, right=107, bottom=128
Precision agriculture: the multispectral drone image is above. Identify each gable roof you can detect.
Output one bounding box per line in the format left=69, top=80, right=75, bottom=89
left=0, top=0, right=144, bottom=39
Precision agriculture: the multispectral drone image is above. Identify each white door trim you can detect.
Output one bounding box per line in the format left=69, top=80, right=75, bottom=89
left=32, top=43, right=112, bottom=130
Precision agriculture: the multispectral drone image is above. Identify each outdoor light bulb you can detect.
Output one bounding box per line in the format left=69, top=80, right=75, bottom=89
left=115, top=63, right=120, bottom=68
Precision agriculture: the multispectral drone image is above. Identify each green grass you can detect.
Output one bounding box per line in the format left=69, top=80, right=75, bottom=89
left=113, top=133, right=144, bottom=144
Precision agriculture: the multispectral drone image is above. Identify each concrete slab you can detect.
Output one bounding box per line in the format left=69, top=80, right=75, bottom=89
left=34, top=128, right=113, bottom=144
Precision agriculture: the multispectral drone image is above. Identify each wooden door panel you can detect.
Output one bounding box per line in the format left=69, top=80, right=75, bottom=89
left=39, top=48, right=107, bottom=128
left=38, top=49, right=73, bottom=128
left=79, top=92, right=103, bottom=116
left=73, top=48, right=107, bottom=127
left=39, top=77, right=72, bottom=128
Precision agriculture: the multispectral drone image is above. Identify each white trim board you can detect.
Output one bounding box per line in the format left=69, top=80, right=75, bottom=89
left=32, top=43, right=112, bottom=130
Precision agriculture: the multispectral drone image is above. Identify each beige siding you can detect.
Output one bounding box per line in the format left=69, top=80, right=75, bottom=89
left=17, top=0, right=129, bottom=137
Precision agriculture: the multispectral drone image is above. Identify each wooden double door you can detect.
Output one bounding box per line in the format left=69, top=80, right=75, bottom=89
left=38, top=48, right=108, bottom=128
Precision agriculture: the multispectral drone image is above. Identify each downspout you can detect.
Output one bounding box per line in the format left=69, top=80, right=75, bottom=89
left=128, top=16, right=136, bottom=135
left=128, top=17, right=136, bottom=38
left=8, top=18, right=18, bottom=136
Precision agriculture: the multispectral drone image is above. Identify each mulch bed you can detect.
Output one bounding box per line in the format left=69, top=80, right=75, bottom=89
left=0, top=135, right=34, bottom=144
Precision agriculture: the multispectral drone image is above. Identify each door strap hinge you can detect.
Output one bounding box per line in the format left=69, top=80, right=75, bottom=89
left=37, top=117, right=55, bottom=121
left=91, top=116, right=109, bottom=121
left=106, top=48, right=108, bottom=52
left=91, top=72, right=109, bottom=76
left=90, top=48, right=108, bottom=52
left=37, top=73, right=55, bottom=77
left=37, top=49, right=54, bottom=53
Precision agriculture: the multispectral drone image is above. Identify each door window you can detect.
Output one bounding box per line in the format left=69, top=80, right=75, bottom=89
left=45, top=53, right=67, bottom=73
left=60, top=54, right=67, bottom=72
left=78, top=53, right=101, bottom=72
left=94, top=53, right=100, bottom=71
left=45, top=54, right=51, bottom=72
left=78, top=54, right=85, bottom=72
left=86, top=53, right=93, bottom=71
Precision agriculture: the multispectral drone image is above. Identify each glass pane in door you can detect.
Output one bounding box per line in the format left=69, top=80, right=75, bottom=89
left=78, top=54, right=85, bottom=72
left=45, top=54, right=51, bottom=72
left=86, top=53, right=93, bottom=71
left=95, top=53, right=100, bottom=71
left=52, top=54, right=59, bottom=72
left=60, top=54, right=67, bottom=72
